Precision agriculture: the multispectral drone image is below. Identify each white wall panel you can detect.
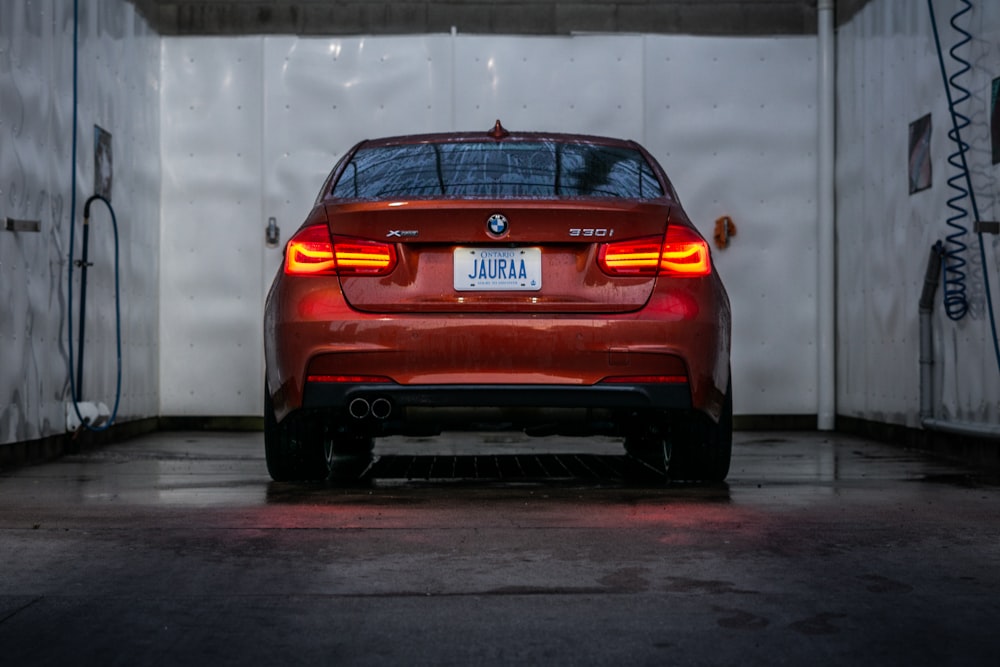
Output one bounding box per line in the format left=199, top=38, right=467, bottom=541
left=5, top=4, right=995, bottom=436
left=159, top=33, right=821, bottom=418
left=837, top=0, right=1000, bottom=428
left=0, top=0, right=160, bottom=445
left=453, top=35, right=644, bottom=138
left=159, top=38, right=264, bottom=416
left=645, top=35, right=819, bottom=415
left=260, top=36, right=455, bottom=289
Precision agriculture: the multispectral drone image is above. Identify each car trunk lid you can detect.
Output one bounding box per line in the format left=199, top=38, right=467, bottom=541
left=326, top=200, right=672, bottom=314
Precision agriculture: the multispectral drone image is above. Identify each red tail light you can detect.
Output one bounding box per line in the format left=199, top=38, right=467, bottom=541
left=285, top=225, right=397, bottom=276
left=660, top=224, right=711, bottom=276
left=598, top=238, right=663, bottom=275
left=598, top=225, right=711, bottom=277
left=285, top=224, right=336, bottom=275
left=599, top=375, right=687, bottom=384
left=307, top=375, right=393, bottom=383
left=333, top=238, right=397, bottom=274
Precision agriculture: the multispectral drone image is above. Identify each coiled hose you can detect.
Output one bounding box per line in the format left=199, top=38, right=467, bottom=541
left=929, top=0, right=973, bottom=321
left=928, top=0, right=1000, bottom=374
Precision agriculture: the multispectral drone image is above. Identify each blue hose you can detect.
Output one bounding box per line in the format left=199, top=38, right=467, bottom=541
left=67, top=0, right=123, bottom=431
left=928, top=0, right=972, bottom=321
left=927, top=0, right=1000, bottom=375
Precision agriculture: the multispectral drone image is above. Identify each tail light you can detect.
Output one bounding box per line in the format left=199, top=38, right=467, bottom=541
left=597, top=238, right=662, bottom=275
left=660, top=224, right=712, bottom=276
left=332, top=238, right=397, bottom=274
left=599, top=375, right=687, bottom=384
left=285, top=225, right=397, bottom=276
left=598, top=224, right=711, bottom=277
left=285, top=225, right=336, bottom=275
left=306, top=375, right=393, bottom=383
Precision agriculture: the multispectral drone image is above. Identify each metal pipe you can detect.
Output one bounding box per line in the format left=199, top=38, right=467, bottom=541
left=919, top=311, right=933, bottom=420
left=816, top=0, right=836, bottom=430
left=922, top=418, right=1000, bottom=439
left=371, top=398, right=392, bottom=420
left=349, top=398, right=371, bottom=419
left=920, top=243, right=943, bottom=421
left=919, top=242, right=1000, bottom=438
left=75, top=213, right=92, bottom=401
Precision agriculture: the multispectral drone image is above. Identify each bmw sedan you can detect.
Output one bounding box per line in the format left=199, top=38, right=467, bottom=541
left=263, top=121, right=732, bottom=482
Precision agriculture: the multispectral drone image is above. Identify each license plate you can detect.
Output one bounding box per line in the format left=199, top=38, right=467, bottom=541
left=453, top=247, right=542, bottom=291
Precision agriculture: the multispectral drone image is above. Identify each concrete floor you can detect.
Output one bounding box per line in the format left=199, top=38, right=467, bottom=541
left=1, top=430, right=998, bottom=666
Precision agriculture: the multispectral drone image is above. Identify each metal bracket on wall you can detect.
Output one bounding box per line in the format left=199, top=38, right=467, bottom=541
left=4, top=218, right=41, bottom=232
left=973, top=221, right=1000, bottom=234
left=266, top=216, right=280, bottom=247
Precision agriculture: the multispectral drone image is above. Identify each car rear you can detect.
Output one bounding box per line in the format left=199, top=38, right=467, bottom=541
left=264, top=125, right=732, bottom=482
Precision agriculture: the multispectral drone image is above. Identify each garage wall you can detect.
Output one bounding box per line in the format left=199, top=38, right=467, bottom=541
left=0, top=0, right=161, bottom=446
left=836, top=0, right=1000, bottom=428
left=134, top=0, right=821, bottom=36
left=159, top=33, right=819, bottom=418
left=2, top=1, right=995, bottom=448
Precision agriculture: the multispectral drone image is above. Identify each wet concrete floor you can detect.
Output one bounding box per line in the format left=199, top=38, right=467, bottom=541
left=1, top=430, right=998, bottom=666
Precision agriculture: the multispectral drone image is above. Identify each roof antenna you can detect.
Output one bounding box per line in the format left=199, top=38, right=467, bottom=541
left=488, top=119, right=509, bottom=140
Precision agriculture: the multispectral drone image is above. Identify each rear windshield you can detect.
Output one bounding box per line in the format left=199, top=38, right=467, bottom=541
left=330, top=141, right=665, bottom=200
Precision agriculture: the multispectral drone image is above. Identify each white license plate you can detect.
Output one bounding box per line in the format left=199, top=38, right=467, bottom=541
left=453, top=247, right=542, bottom=291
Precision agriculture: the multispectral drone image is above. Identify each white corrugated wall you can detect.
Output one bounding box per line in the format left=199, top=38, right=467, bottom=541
left=158, top=33, right=820, bottom=418
left=6, top=1, right=994, bottom=443
left=0, top=0, right=160, bottom=445
left=836, top=0, right=1000, bottom=429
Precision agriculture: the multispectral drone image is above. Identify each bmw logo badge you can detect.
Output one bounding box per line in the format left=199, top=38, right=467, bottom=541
left=487, top=213, right=509, bottom=236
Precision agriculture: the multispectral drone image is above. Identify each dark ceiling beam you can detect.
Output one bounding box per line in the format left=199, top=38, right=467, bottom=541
left=128, top=1, right=876, bottom=37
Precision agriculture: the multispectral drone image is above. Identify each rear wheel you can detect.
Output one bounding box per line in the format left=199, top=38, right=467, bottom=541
left=264, top=385, right=327, bottom=481
left=669, top=382, right=733, bottom=483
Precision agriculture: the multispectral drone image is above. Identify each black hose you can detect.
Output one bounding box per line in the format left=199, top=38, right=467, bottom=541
left=920, top=242, right=944, bottom=313
left=75, top=215, right=91, bottom=400
left=67, top=193, right=123, bottom=432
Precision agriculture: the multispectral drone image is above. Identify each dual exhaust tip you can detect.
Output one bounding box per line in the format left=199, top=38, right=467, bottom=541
left=349, top=397, right=392, bottom=420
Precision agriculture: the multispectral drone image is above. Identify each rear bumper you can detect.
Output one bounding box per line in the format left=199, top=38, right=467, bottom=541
left=265, top=274, right=730, bottom=424
left=303, top=382, right=691, bottom=411
left=301, top=381, right=692, bottom=437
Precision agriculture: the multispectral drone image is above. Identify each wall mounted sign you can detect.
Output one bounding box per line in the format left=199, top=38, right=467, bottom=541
left=94, top=125, right=113, bottom=201
left=908, top=114, right=932, bottom=194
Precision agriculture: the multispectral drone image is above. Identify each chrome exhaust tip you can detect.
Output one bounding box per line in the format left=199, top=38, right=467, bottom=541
left=370, top=397, right=392, bottom=420
left=348, top=398, right=371, bottom=419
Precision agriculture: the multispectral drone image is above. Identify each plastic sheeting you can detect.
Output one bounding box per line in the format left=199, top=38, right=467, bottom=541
left=0, top=0, right=160, bottom=445
left=160, top=33, right=819, bottom=417
left=836, top=0, right=1000, bottom=428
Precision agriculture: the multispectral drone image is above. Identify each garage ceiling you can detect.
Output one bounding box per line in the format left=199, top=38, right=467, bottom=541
left=128, top=0, right=871, bottom=36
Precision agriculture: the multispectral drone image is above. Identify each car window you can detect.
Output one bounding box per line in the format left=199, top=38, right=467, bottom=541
left=330, top=141, right=665, bottom=200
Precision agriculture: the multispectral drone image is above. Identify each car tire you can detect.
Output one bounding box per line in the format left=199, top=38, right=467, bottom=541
left=669, top=381, right=733, bottom=483
left=264, top=384, right=328, bottom=482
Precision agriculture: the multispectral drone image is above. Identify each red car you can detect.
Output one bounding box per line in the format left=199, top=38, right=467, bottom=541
left=263, top=122, right=732, bottom=482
